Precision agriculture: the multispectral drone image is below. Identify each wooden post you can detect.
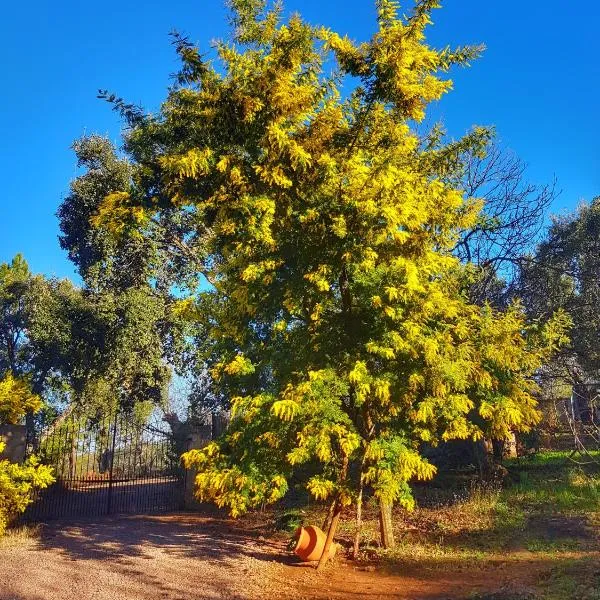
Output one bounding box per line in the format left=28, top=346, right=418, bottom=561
left=507, top=432, right=518, bottom=458
left=69, top=435, right=76, bottom=481
left=106, top=418, right=118, bottom=515
left=352, top=480, right=363, bottom=559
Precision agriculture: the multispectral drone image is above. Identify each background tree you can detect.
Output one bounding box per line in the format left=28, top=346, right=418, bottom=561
left=55, top=136, right=194, bottom=414
left=425, top=134, right=557, bottom=306
left=0, top=255, right=33, bottom=377
left=514, top=198, right=600, bottom=456
left=87, top=0, right=568, bottom=562
left=0, top=251, right=176, bottom=434
left=0, top=255, right=78, bottom=431
left=418, top=135, right=559, bottom=464
left=519, top=197, right=600, bottom=384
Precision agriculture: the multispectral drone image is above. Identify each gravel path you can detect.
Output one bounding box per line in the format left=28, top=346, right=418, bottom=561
left=0, top=512, right=563, bottom=600
left=0, top=514, right=288, bottom=600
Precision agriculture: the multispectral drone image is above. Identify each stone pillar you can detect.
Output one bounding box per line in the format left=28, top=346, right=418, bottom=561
left=211, top=413, right=229, bottom=438
left=183, top=425, right=212, bottom=511
left=0, top=425, right=27, bottom=463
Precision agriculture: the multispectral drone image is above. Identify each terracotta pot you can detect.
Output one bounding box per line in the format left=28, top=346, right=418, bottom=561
left=293, top=525, right=338, bottom=562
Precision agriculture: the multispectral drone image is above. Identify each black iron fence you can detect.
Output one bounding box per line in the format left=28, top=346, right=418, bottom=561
left=22, top=410, right=184, bottom=521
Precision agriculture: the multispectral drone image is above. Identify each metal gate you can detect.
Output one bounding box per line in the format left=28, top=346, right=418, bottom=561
left=23, top=410, right=184, bottom=521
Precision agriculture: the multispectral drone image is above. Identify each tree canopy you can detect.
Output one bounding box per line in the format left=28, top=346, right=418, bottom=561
left=519, top=197, right=600, bottom=384
left=0, top=251, right=176, bottom=419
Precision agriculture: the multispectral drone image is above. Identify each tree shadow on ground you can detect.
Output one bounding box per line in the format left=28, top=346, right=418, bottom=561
left=424, top=512, right=599, bottom=557
left=2, top=511, right=301, bottom=600
left=6, top=511, right=600, bottom=600
left=36, top=510, right=297, bottom=568
left=374, top=552, right=600, bottom=600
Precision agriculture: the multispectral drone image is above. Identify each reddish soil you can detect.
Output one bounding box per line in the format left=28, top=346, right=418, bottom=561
left=0, top=513, right=593, bottom=599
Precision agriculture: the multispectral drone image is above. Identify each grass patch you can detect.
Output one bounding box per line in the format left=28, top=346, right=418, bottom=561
left=362, top=451, right=597, bottom=592
left=504, top=455, right=600, bottom=515
left=381, top=539, right=488, bottom=566
left=524, top=538, right=583, bottom=553
left=537, top=558, right=600, bottom=600
left=506, top=450, right=600, bottom=468
left=0, top=524, right=41, bottom=547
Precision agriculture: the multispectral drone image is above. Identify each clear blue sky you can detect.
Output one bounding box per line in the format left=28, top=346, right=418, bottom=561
left=0, top=1, right=598, bottom=280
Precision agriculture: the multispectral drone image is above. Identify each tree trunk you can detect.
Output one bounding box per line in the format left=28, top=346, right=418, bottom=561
left=379, top=498, right=395, bottom=549
left=506, top=433, right=518, bottom=458
left=352, top=480, right=364, bottom=559
left=472, top=439, right=492, bottom=479
left=316, top=501, right=342, bottom=571
left=25, top=410, right=37, bottom=452
left=321, top=500, right=335, bottom=532
left=317, top=456, right=348, bottom=570
left=492, top=438, right=505, bottom=462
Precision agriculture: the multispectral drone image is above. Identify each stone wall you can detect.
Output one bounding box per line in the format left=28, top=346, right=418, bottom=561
left=0, top=424, right=26, bottom=463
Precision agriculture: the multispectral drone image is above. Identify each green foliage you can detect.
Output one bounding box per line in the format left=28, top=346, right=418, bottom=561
left=0, top=253, right=91, bottom=404
left=0, top=253, right=173, bottom=413
left=56, top=136, right=195, bottom=410
left=519, top=197, right=600, bottom=380
left=85, top=0, right=567, bottom=519
left=274, top=507, right=305, bottom=532
left=57, top=136, right=136, bottom=289
left=87, top=286, right=172, bottom=409
left=0, top=254, right=32, bottom=376
left=506, top=460, right=600, bottom=515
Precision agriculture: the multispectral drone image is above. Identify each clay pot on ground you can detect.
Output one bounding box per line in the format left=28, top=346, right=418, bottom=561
left=293, top=525, right=339, bottom=562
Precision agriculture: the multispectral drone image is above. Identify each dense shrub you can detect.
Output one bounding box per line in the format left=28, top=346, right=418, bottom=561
left=0, top=441, right=54, bottom=534
left=0, top=372, right=55, bottom=534
left=0, top=373, right=42, bottom=425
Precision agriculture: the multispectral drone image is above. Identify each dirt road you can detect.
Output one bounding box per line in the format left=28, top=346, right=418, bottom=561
left=0, top=513, right=565, bottom=600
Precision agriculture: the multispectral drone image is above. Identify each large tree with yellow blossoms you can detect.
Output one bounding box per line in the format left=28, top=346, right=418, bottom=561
left=92, top=0, right=568, bottom=565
